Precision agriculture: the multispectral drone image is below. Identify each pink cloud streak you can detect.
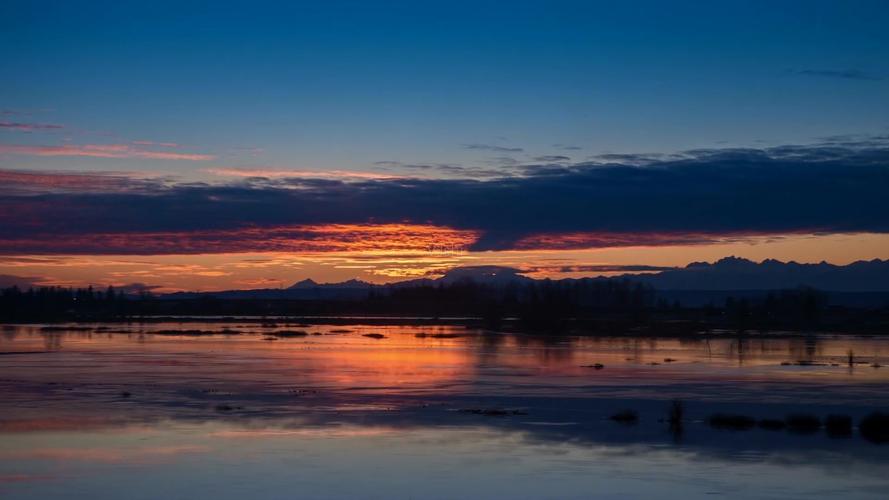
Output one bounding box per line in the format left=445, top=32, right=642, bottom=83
left=0, top=121, right=64, bottom=131
left=204, top=167, right=404, bottom=180
left=132, top=140, right=181, bottom=147
left=0, top=168, right=159, bottom=193
left=0, top=143, right=214, bottom=161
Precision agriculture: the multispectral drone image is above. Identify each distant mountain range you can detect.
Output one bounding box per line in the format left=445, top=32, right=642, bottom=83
left=627, top=257, right=889, bottom=307
left=284, top=266, right=535, bottom=290
left=631, top=257, right=889, bottom=292
left=283, top=258, right=889, bottom=292
left=288, top=278, right=374, bottom=290
left=162, top=258, right=889, bottom=305
left=165, top=266, right=533, bottom=300
left=391, top=266, right=536, bottom=288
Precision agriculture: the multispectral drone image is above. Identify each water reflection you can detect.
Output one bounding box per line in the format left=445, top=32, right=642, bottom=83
left=1, top=417, right=887, bottom=500
left=1, top=324, right=888, bottom=499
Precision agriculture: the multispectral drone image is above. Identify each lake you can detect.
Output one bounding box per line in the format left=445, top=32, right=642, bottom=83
left=1, top=322, right=888, bottom=499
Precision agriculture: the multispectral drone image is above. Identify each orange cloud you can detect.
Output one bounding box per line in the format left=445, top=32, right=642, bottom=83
left=4, top=232, right=888, bottom=291
left=0, top=223, right=480, bottom=255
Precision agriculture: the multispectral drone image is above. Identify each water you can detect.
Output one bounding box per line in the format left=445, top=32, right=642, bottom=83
left=1, top=323, right=888, bottom=499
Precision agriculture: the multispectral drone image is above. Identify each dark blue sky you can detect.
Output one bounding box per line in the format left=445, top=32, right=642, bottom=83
left=2, top=0, right=888, bottom=176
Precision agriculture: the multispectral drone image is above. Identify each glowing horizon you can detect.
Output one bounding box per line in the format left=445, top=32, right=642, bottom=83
left=2, top=232, right=887, bottom=293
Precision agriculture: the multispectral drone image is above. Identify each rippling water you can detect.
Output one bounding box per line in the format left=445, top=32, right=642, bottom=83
left=1, top=323, right=888, bottom=499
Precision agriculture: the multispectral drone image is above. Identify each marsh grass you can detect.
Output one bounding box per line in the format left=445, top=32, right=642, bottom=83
left=757, top=418, right=786, bottom=430
left=581, top=363, right=605, bottom=369
left=667, top=400, right=684, bottom=435
left=785, top=414, right=821, bottom=434
left=708, top=414, right=756, bottom=430
left=860, top=412, right=889, bottom=444
left=610, top=410, right=639, bottom=424
left=272, top=330, right=309, bottom=337
left=154, top=329, right=241, bottom=336
left=825, top=414, right=853, bottom=437
left=460, top=408, right=527, bottom=417
left=415, top=333, right=462, bottom=338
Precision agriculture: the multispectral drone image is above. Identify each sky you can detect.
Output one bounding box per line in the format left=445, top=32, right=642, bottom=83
left=1, top=0, right=888, bottom=292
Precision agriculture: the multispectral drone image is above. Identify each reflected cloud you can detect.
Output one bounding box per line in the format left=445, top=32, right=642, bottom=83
left=210, top=426, right=396, bottom=439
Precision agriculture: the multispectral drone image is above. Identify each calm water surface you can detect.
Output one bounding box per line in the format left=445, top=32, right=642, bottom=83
left=1, top=323, right=888, bottom=499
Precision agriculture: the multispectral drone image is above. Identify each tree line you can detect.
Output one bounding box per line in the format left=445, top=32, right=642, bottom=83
left=1, top=280, right=885, bottom=333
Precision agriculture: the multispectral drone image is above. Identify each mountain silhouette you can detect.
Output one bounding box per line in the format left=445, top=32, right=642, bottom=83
left=161, top=257, right=889, bottom=304
left=287, top=278, right=372, bottom=290
left=632, top=256, right=889, bottom=292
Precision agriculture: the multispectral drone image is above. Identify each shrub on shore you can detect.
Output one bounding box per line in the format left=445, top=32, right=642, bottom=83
left=708, top=414, right=756, bottom=430
left=272, top=330, right=308, bottom=337
left=825, top=414, right=853, bottom=437
left=757, top=418, right=786, bottom=430
left=786, top=414, right=821, bottom=433
left=610, top=410, right=639, bottom=424
left=860, top=412, right=889, bottom=444
left=667, top=400, right=684, bottom=433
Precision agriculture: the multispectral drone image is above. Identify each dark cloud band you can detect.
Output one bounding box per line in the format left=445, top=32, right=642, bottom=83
left=1, top=142, right=887, bottom=254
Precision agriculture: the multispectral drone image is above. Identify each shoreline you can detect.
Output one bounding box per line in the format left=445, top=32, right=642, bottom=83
left=4, top=316, right=887, bottom=338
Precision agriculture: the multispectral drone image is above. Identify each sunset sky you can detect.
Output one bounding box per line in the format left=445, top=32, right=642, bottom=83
left=2, top=1, right=888, bottom=292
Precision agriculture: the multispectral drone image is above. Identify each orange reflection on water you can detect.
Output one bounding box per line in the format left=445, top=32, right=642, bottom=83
left=2, top=324, right=889, bottom=402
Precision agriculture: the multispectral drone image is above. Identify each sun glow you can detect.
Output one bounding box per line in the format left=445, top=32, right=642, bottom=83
left=1, top=232, right=887, bottom=292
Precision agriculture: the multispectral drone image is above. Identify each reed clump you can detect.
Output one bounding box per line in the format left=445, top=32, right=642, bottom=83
left=785, top=414, right=821, bottom=433
left=610, top=410, right=639, bottom=424
left=860, top=412, right=889, bottom=444
left=708, top=414, right=756, bottom=430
